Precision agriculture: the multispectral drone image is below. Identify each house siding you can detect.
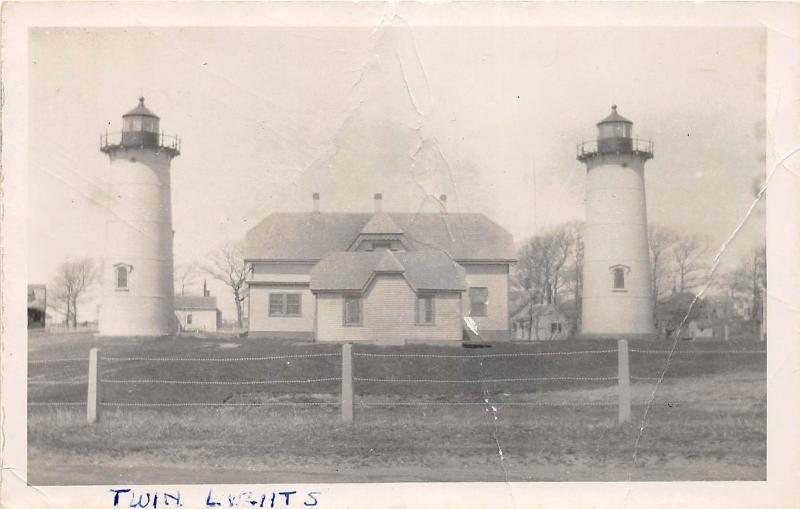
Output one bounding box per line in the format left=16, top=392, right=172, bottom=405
left=461, top=263, right=510, bottom=336
left=250, top=262, right=313, bottom=283
left=175, top=309, right=218, bottom=332
left=249, top=284, right=314, bottom=333
left=316, top=274, right=463, bottom=342
left=512, top=309, right=572, bottom=341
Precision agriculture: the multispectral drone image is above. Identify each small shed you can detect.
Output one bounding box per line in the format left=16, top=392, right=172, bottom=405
left=511, top=302, right=572, bottom=341
left=174, top=295, right=221, bottom=332
left=684, top=318, right=715, bottom=339
left=28, top=284, right=47, bottom=329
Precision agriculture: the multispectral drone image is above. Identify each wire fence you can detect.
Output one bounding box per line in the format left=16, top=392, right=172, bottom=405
left=28, top=341, right=767, bottom=426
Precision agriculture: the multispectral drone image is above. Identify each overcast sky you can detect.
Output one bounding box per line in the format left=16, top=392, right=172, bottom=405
left=28, top=26, right=766, bottom=320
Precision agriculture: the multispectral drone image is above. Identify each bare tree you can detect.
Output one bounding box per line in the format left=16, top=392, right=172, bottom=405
left=49, top=258, right=98, bottom=327
left=203, top=241, right=248, bottom=329
left=648, top=224, right=679, bottom=305
left=670, top=234, right=708, bottom=293
left=549, top=225, right=573, bottom=305
left=560, top=221, right=584, bottom=331
left=727, top=244, right=766, bottom=327
left=513, top=223, right=583, bottom=337
left=174, top=260, right=199, bottom=296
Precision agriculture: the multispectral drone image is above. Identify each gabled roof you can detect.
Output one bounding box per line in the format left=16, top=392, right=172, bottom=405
left=509, top=302, right=568, bottom=322
left=244, top=212, right=516, bottom=262
left=373, top=250, right=405, bottom=272
left=309, top=251, right=466, bottom=293
left=400, top=252, right=466, bottom=292
left=360, top=212, right=404, bottom=235
left=174, top=295, right=218, bottom=310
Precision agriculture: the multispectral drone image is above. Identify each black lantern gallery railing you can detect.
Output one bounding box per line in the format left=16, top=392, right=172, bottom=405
left=576, top=138, right=653, bottom=162
left=100, top=131, right=181, bottom=157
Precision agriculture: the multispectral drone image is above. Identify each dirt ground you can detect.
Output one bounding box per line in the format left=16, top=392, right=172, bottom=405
left=27, top=332, right=766, bottom=484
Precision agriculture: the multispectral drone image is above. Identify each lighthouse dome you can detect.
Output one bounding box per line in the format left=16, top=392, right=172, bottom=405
left=597, top=104, right=631, bottom=126
left=123, top=97, right=160, bottom=120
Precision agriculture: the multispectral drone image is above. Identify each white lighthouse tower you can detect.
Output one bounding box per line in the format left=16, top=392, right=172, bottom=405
left=577, top=105, right=655, bottom=336
left=99, top=98, right=181, bottom=336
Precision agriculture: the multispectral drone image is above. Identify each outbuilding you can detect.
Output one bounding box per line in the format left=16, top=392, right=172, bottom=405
left=174, top=295, right=221, bottom=333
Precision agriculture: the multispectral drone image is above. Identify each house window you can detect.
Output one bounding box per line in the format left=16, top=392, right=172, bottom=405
left=613, top=267, right=625, bottom=290
left=551, top=322, right=562, bottom=333
left=417, top=295, right=435, bottom=325
left=343, top=296, right=362, bottom=326
left=286, top=294, right=301, bottom=316
left=115, top=265, right=128, bottom=290
left=187, top=313, right=193, bottom=325
left=268, top=293, right=302, bottom=317
left=469, top=287, right=488, bottom=316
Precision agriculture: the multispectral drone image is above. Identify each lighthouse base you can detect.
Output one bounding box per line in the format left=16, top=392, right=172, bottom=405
left=98, top=299, right=178, bottom=337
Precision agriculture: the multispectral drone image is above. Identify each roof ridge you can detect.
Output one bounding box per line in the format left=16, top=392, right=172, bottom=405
left=244, top=211, right=516, bottom=262
left=360, top=211, right=404, bottom=235
left=373, top=249, right=405, bottom=272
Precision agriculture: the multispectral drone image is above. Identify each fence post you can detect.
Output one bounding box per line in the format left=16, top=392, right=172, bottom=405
left=87, top=348, right=101, bottom=424
left=617, top=339, right=631, bottom=425
left=341, top=343, right=354, bottom=424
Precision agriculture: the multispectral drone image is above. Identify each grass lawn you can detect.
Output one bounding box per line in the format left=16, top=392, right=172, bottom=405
left=27, top=332, right=766, bottom=484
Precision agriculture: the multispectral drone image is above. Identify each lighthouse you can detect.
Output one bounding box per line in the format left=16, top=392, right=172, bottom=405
left=98, top=98, right=181, bottom=336
left=577, top=105, right=655, bottom=336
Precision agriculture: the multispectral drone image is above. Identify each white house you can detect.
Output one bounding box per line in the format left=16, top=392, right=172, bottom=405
left=174, top=295, right=221, bottom=332
left=244, top=193, right=516, bottom=342
left=511, top=302, right=573, bottom=341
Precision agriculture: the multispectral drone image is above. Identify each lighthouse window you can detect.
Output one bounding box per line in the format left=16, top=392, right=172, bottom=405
left=142, top=117, right=157, bottom=132
left=116, top=266, right=128, bottom=290
left=131, top=117, right=142, bottom=131
left=613, top=267, right=625, bottom=290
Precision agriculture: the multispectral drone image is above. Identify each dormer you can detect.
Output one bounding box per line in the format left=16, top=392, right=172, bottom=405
left=348, top=193, right=412, bottom=252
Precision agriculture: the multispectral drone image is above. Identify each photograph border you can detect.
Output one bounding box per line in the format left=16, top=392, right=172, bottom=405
left=3, top=2, right=799, bottom=508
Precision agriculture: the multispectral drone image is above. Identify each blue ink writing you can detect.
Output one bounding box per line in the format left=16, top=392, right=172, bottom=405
left=110, top=488, right=132, bottom=507
left=164, top=492, right=181, bottom=506
left=303, top=492, right=320, bottom=507
left=279, top=492, right=296, bottom=506
left=132, top=493, right=151, bottom=508
left=206, top=490, right=222, bottom=507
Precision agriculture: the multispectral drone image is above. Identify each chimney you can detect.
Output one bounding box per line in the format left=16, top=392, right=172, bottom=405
left=374, top=193, right=383, bottom=213
left=312, top=192, right=320, bottom=214
left=203, top=279, right=208, bottom=297
left=439, top=194, right=447, bottom=214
